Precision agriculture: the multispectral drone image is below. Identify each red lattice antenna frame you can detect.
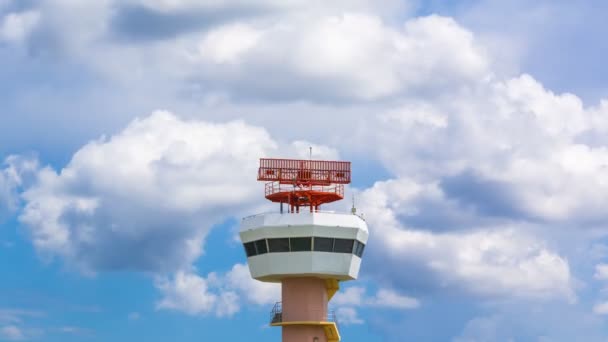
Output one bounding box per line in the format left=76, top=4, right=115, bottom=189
left=258, top=158, right=351, bottom=213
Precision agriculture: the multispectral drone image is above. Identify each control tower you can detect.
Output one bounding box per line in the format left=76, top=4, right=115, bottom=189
left=240, top=158, right=369, bottom=342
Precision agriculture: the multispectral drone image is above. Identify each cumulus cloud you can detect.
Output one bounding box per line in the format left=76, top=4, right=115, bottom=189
left=186, top=14, right=489, bottom=102
left=19, top=111, right=277, bottom=273
left=368, top=289, right=420, bottom=309
left=454, top=303, right=607, bottom=342
left=131, top=0, right=403, bottom=14
left=335, top=307, right=363, bottom=325
left=331, top=285, right=419, bottom=325
left=0, top=0, right=488, bottom=104
left=370, top=73, right=608, bottom=224
left=0, top=155, right=38, bottom=220
left=594, top=263, right=608, bottom=280
left=357, top=178, right=575, bottom=301
left=0, top=309, right=45, bottom=342
left=593, top=301, right=608, bottom=315
left=453, top=315, right=507, bottom=342
left=332, top=286, right=366, bottom=307
left=221, top=263, right=280, bottom=306
left=156, top=270, right=239, bottom=317
left=0, top=10, right=40, bottom=43
left=333, top=286, right=419, bottom=309
left=0, top=309, right=44, bottom=325
left=0, top=325, right=25, bottom=341
left=156, top=263, right=279, bottom=316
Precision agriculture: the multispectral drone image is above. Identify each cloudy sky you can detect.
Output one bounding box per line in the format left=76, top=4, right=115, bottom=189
left=1, top=0, right=608, bottom=341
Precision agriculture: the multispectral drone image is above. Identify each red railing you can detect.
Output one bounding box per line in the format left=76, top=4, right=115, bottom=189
left=270, top=301, right=339, bottom=329
left=258, top=158, right=351, bottom=185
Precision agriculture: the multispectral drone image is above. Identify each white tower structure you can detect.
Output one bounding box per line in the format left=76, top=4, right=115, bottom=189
left=240, top=158, right=368, bottom=342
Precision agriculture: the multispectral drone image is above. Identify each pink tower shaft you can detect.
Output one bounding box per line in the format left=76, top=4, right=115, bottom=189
left=281, top=277, right=329, bottom=342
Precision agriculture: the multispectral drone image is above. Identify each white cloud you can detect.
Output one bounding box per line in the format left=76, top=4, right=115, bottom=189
left=222, top=264, right=280, bottom=306
left=3, top=3, right=487, bottom=103
left=368, top=289, right=420, bottom=309
left=156, top=263, right=279, bottom=316
left=197, top=24, right=262, bottom=64
left=18, top=111, right=342, bottom=274
left=0, top=310, right=47, bottom=341
left=593, top=301, right=608, bottom=315
left=332, top=286, right=366, bottom=307
left=331, top=285, right=418, bottom=325
left=0, top=325, right=25, bottom=341
left=594, top=264, right=608, bottom=280
left=333, top=286, right=419, bottom=309
left=156, top=270, right=229, bottom=316
left=0, top=0, right=11, bottom=11
left=369, top=73, right=608, bottom=224
left=55, top=326, right=91, bottom=337
left=454, top=303, right=607, bottom=342
left=133, top=0, right=404, bottom=14
left=357, top=179, right=575, bottom=301
left=453, top=315, right=507, bottom=342
left=0, top=309, right=44, bottom=325
left=335, top=307, right=363, bottom=325
left=19, top=111, right=278, bottom=273
left=185, top=14, right=489, bottom=102
left=135, top=0, right=270, bottom=12
left=0, top=10, right=40, bottom=43
left=0, top=155, right=38, bottom=220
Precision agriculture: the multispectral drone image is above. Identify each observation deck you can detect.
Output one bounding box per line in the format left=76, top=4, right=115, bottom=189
left=240, top=211, right=368, bottom=282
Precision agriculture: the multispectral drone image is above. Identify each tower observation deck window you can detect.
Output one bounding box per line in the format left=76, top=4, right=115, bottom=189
left=268, top=238, right=290, bottom=253
left=314, top=237, right=334, bottom=252
left=333, top=238, right=354, bottom=254
left=244, top=242, right=257, bottom=257
left=290, top=237, right=312, bottom=251
left=255, top=239, right=268, bottom=255
left=353, top=240, right=365, bottom=258
left=244, top=237, right=366, bottom=257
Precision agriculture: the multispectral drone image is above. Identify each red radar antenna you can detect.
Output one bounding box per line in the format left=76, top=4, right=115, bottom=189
left=258, top=158, right=351, bottom=213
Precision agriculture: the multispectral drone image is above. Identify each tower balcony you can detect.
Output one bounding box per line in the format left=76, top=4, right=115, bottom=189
left=270, top=302, right=341, bottom=342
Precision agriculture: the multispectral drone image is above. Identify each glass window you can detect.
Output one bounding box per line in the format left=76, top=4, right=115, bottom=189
left=314, top=237, right=334, bottom=252
left=244, top=242, right=257, bottom=257
left=255, top=239, right=268, bottom=255
left=353, top=241, right=365, bottom=257
left=268, top=238, right=290, bottom=252
left=290, top=237, right=312, bottom=252
left=334, top=238, right=354, bottom=253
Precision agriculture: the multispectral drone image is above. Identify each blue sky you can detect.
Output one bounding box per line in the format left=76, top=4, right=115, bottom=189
left=2, top=0, right=608, bottom=341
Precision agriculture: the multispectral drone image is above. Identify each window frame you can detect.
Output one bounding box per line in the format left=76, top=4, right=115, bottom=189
left=290, top=237, right=312, bottom=252
left=268, top=237, right=290, bottom=253
left=333, top=238, right=355, bottom=254
left=254, top=239, right=268, bottom=255
left=313, top=237, right=334, bottom=252
left=244, top=241, right=257, bottom=257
